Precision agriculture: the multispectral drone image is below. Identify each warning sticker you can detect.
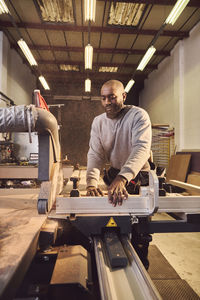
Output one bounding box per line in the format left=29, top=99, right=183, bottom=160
left=106, top=217, right=117, bottom=227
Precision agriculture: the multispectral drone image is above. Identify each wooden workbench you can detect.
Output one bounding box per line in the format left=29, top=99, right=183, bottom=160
left=0, top=164, right=73, bottom=179
left=0, top=188, right=47, bottom=300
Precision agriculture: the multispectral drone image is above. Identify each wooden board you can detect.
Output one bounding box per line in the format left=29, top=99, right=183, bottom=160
left=62, top=168, right=107, bottom=196
left=169, top=180, right=200, bottom=193
left=0, top=189, right=46, bottom=300
left=0, top=165, right=38, bottom=178
left=166, top=154, right=191, bottom=183
left=177, top=151, right=200, bottom=173
left=187, top=173, right=200, bottom=195
left=187, top=173, right=200, bottom=186
left=0, top=164, right=73, bottom=180
left=62, top=165, right=74, bottom=179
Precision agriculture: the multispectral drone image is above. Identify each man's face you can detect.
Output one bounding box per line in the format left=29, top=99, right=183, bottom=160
left=101, top=84, right=126, bottom=119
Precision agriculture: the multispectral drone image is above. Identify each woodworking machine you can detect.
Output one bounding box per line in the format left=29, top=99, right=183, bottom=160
left=1, top=99, right=200, bottom=300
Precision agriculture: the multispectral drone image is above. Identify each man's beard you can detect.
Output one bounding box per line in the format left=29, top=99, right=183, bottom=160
left=105, top=103, right=124, bottom=119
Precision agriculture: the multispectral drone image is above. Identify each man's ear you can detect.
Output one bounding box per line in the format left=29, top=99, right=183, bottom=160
left=123, top=92, right=127, bottom=102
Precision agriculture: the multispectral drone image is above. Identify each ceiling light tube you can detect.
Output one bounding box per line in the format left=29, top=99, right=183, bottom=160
left=0, top=0, right=9, bottom=14
left=85, top=78, right=91, bottom=92
left=165, top=0, right=190, bottom=25
left=125, top=79, right=135, bottom=93
left=84, top=0, right=96, bottom=22
left=137, top=46, right=156, bottom=71
left=85, top=44, right=93, bottom=70
left=39, top=76, right=50, bottom=90
left=17, top=39, right=38, bottom=66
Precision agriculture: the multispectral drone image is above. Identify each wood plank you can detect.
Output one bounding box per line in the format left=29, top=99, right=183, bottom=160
left=39, top=219, right=58, bottom=249
left=0, top=188, right=40, bottom=195
left=62, top=168, right=107, bottom=196
left=0, top=189, right=46, bottom=300
left=50, top=245, right=88, bottom=287
left=62, top=165, right=74, bottom=179
left=0, top=165, right=38, bottom=178
left=0, top=189, right=40, bottom=211
left=187, top=174, right=200, bottom=186
left=166, top=154, right=191, bottom=183
left=187, top=173, right=200, bottom=195
left=169, top=180, right=200, bottom=193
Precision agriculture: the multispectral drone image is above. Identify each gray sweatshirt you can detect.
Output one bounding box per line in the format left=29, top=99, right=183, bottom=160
left=86, top=105, right=152, bottom=188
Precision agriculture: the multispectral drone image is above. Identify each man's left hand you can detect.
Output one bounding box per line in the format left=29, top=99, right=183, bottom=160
left=108, top=175, right=128, bottom=206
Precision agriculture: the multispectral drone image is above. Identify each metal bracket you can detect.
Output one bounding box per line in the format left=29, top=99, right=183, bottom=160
left=130, top=215, right=139, bottom=224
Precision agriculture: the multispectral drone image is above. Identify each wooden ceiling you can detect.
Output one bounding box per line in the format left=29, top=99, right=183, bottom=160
left=0, top=0, right=200, bottom=99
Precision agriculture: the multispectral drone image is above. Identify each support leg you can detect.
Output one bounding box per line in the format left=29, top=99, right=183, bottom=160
left=131, top=217, right=152, bottom=270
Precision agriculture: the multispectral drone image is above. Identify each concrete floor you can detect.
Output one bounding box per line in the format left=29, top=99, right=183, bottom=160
left=152, top=213, right=200, bottom=297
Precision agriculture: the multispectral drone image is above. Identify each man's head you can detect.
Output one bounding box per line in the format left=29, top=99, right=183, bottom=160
left=101, top=80, right=126, bottom=119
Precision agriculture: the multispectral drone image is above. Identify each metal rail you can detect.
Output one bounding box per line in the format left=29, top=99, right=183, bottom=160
left=56, top=170, right=161, bottom=215
left=55, top=194, right=200, bottom=215
left=94, top=236, right=161, bottom=300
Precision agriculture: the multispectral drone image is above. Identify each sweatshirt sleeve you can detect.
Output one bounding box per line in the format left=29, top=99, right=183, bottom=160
left=118, top=108, right=152, bottom=182
left=86, top=117, right=105, bottom=188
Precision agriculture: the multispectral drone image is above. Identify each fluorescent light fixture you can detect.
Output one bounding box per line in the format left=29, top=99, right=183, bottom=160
left=99, top=66, right=118, bottom=73
left=39, top=76, right=50, bottom=90
left=0, top=0, right=9, bottom=14
left=36, top=0, right=75, bottom=23
left=137, top=46, right=156, bottom=71
left=125, top=79, right=135, bottom=93
left=84, top=0, right=96, bottom=22
left=85, top=78, right=91, bottom=92
left=85, top=44, right=93, bottom=70
left=17, top=39, right=38, bottom=66
left=60, top=64, right=79, bottom=71
left=108, top=2, right=145, bottom=26
left=165, top=0, right=190, bottom=25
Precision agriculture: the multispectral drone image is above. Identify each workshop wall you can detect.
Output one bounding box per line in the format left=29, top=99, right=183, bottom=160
left=0, top=32, right=36, bottom=150
left=0, top=32, right=36, bottom=106
left=140, top=22, right=200, bottom=151
left=50, top=100, right=104, bottom=166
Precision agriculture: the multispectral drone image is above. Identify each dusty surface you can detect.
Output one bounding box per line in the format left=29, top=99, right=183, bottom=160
left=0, top=188, right=46, bottom=297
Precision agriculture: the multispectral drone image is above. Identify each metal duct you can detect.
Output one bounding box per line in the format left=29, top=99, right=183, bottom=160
left=0, top=105, right=60, bottom=162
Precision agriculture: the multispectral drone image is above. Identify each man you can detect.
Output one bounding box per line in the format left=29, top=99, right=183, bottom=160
left=86, top=79, right=152, bottom=269
left=86, top=79, right=152, bottom=204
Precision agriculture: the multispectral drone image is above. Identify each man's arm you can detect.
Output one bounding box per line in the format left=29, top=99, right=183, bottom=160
left=119, top=108, right=152, bottom=182
left=86, top=118, right=105, bottom=195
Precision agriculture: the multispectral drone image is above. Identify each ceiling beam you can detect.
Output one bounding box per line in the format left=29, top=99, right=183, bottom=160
left=0, top=21, right=189, bottom=37
left=29, top=44, right=170, bottom=56
left=97, top=0, right=200, bottom=7
left=42, top=71, right=148, bottom=82
left=38, top=59, right=157, bottom=70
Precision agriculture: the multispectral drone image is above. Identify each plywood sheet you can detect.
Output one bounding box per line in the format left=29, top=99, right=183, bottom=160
left=166, top=154, right=191, bottom=183
left=177, top=151, right=200, bottom=173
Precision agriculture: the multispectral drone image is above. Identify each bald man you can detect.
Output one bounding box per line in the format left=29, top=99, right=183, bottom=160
left=86, top=80, right=152, bottom=205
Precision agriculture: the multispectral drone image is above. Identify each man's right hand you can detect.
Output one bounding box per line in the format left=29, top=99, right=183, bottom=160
left=86, top=186, right=104, bottom=196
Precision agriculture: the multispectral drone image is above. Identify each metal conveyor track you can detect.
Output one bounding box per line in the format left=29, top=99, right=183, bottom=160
left=94, top=236, right=162, bottom=300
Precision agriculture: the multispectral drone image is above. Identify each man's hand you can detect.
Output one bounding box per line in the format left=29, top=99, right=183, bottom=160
left=86, top=186, right=104, bottom=196
left=108, top=175, right=128, bottom=206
